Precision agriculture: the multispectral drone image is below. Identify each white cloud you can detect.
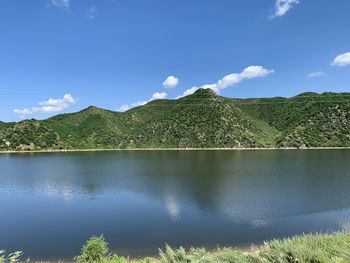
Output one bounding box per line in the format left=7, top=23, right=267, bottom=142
left=331, top=52, right=350, bottom=67
left=119, top=104, right=131, bottom=112
left=131, top=101, right=148, bottom=107
left=270, top=0, right=300, bottom=19
left=162, top=76, right=179, bottom=89
left=307, top=71, right=325, bottom=78
left=240, top=66, right=274, bottom=79
left=38, top=94, right=76, bottom=111
left=14, top=94, right=76, bottom=118
left=51, top=0, right=70, bottom=9
left=13, top=108, right=33, bottom=116
left=176, top=66, right=274, bottom=99
left=150, top=92, right=167, bottom=100
left=88, top=6, right=99, bottom=19
left=178, top=87, right=199, bottom=98
left=117, top=92, right=168, bottom=112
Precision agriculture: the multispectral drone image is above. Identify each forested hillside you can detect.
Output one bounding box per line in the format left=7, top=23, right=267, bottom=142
left=1, top=89, right=350, bottom=151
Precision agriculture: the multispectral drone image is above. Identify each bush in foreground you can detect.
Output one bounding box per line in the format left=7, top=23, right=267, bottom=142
left=74, top=235, right=109, bottom=263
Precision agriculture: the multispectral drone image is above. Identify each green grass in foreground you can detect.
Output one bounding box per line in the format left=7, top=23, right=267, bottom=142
left=1, top=232, right=350, bottom=263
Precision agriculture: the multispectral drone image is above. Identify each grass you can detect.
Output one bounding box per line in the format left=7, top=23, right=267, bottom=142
left=1, top=232, right=350, bottom=263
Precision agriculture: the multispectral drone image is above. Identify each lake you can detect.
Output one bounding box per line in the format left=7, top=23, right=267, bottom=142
left=1, top=150, right=350, bottom=261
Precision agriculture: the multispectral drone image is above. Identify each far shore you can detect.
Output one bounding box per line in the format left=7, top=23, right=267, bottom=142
left=1, top=146, right=350, bottom=155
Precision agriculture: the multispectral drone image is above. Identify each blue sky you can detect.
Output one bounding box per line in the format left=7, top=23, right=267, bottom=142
left=1, top=0, right=350, bottom=121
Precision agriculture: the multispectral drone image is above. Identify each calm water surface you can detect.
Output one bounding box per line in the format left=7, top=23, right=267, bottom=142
left=1, top=150, right=350, bottom=260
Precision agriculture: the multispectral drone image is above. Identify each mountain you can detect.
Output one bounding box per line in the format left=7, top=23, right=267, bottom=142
left=1, top=89, right=350, bottom=151
left=234, top=92, right=350, bottom=147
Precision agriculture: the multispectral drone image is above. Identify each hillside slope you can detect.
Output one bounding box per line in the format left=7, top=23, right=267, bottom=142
left=119, top=89, right=278, bottom=148
left=1, top=89, right=350, bottom=151
left=234, top=92, right=350, bottom=147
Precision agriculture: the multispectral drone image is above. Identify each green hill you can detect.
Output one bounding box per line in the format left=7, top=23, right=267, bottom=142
left=1, top=89, right=350, bottom=151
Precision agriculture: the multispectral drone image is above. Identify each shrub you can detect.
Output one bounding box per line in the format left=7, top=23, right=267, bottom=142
left=159, top=246, right=190, bottom=263
left=75, top=235, right=109, bottom=263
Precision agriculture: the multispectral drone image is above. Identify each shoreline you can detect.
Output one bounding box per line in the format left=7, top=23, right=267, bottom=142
left=1, top=147, right=350, bottom=154
left=11, top=232, right=350, bottom=262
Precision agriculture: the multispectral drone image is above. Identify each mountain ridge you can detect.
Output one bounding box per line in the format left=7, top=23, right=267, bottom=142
left=1, top=89, right=350, bottom=151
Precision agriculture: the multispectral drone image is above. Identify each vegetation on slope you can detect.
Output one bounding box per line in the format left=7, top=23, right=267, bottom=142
left=1, top=232, right=350, bottom=262
left=234, top=92, right=350, bottom=147
left=119, top=89, right=278, bottom=148
left=1, top=90, right=350, bottom=151
left=43, top=106, right=126, bottom=149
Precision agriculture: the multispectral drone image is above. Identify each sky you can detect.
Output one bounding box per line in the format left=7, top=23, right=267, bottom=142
left=1, top=0, right=350, bottom=121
